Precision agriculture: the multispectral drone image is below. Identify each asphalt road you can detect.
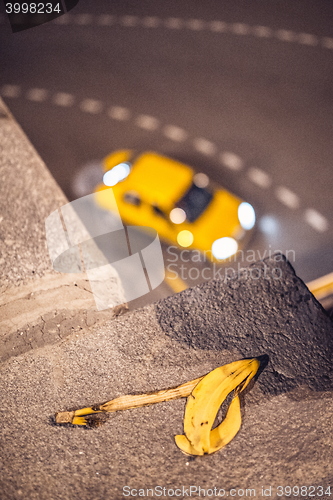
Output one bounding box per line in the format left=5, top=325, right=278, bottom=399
left=0, top=0, right=332, bottom=296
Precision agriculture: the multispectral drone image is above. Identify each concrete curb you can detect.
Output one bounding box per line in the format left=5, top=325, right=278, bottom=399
left=0, top=98, right=127, bottom=361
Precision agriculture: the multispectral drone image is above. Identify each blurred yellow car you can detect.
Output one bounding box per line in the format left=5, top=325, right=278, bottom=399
left=94, top=150, right=255, bottom=261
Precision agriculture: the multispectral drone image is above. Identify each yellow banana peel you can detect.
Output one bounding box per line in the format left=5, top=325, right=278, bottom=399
left=175, top=395, right=241, bottom=455
left=55, top=357, right=261, bottom=456
left=175, top=358, right=260, bottom=455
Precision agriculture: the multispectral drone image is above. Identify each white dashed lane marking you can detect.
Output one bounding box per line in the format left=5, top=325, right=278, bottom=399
left=304, top=209, right=329, bottom=233
left=275, top=29, right=295, bottom=42
left=121, top=15, right=138, bottom=27
left=253, top=26, right=272, bottom=38
left=187, top=19, right=205, bottom=31
left=231, top=23, right=250, bottom=35
left=322, top=37, right=333, bottom=49
left=0, top=84, right=329, bottom=233
left=97, top=14, right=115, bottom=26
left=52, top=92, right=75, bottom=107
left=53, top=15, right=70, bottom=24
left=275, top=186, right=300, bottom=209
left=298, top=33, right=318, bottom=46
left=247, top=167, right=272, bottom=188
left=26, top=88, right=48, bottom=102
left=75, top=14, right=93, bottom=25
left=135, top=114, right=159, bottom=131
left=79, top=99, right=103, bottom=114
left=48, top=15, right=333, bottom=51
left=142, top=16, right=160, bottom=28
left=164, top=17, right=183, bottom=29
left=108, top=106, right=131, bottom=121
left=163, top=125, right=188, bottom=142
left=219, top=152, right=244, bottom=171
left=1, top=84, right=21, bottom=98
left=193, top=138, right=217, bottom=156
left=210, top=21, right=227, bottom=33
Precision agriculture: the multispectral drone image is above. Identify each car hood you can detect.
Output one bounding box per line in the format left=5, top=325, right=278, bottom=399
left=190, top=188, right=242, bottom=248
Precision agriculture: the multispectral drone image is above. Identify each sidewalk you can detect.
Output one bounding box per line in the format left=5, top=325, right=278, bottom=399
left=0, top=97, right=125, bottom=363
left=0, top=99, right=332, bottom=500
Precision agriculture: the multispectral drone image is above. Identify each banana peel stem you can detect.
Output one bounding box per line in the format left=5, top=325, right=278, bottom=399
left=55, top=376, right=203, bottom=425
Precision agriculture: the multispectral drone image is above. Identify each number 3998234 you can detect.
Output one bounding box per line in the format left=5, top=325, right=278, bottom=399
left=5, top=3, right=62, bottom=14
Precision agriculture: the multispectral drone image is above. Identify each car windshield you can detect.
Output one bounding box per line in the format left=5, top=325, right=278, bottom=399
left=176, top=183, right=213, bottom=223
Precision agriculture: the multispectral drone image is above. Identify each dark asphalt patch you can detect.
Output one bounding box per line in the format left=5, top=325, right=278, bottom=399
left=155, top=254, right=333, bottom=395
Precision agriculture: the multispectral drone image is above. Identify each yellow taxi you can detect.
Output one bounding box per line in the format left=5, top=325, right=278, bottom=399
left=94, top=150, right=255, bottom=261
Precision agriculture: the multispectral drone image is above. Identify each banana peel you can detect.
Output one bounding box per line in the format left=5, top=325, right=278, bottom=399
left=174, top=394, right=241, bottom=456
left=55, top=357, right=261, bottom=456
left=175, top=358, right=260, bottom=455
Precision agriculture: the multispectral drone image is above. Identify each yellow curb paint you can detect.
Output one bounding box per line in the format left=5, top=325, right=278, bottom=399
left=307, top=272, right=333, bottom=301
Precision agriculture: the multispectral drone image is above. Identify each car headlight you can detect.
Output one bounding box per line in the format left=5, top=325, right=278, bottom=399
left=103, top=162, right=131, bottom=187
left=238, top=202, right=256, bottom=230
left=211, top=237, right=238, bottom=260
